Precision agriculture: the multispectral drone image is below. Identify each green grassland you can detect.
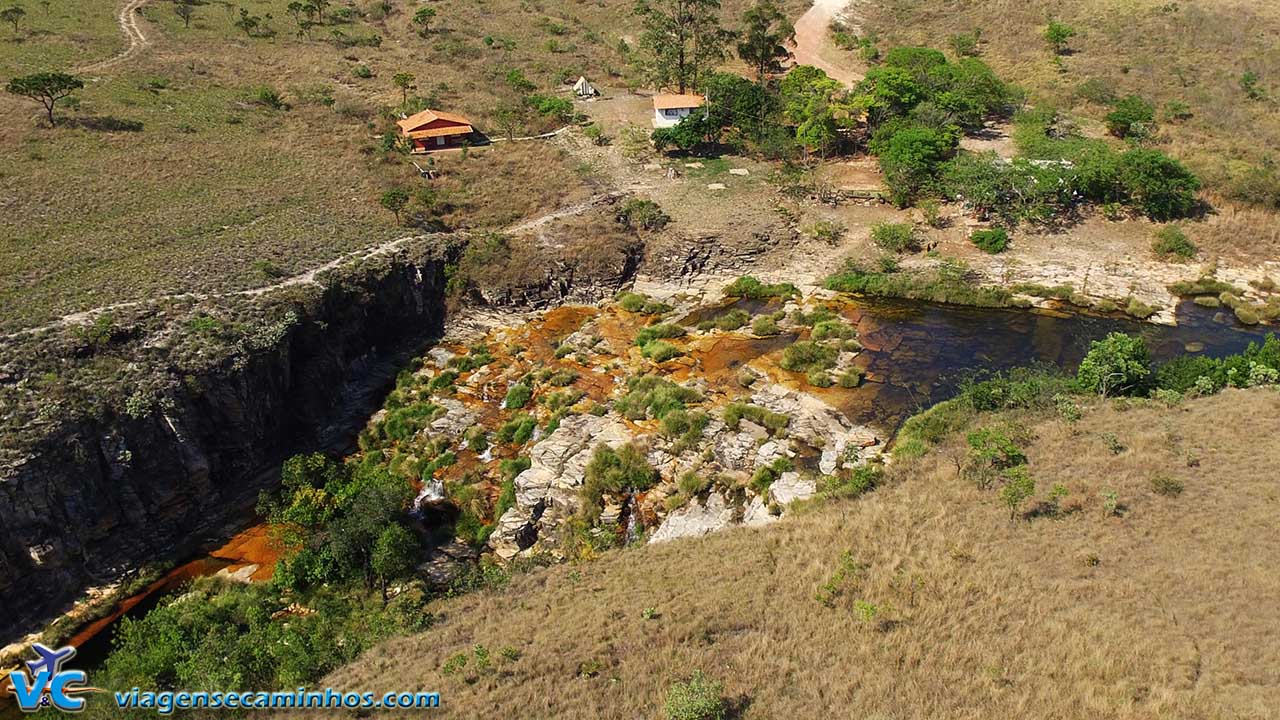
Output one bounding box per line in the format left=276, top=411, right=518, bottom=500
left=0, top=0, right=799, bottom=331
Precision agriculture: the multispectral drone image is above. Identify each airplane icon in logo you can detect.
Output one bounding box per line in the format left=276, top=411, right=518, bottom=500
left=25, top=643, right=77, bottom=680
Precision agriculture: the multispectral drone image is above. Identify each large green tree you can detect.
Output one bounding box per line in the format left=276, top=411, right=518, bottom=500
left=736, top=0, right=793, bottom=85
left=633, top=0, right=730, bottom=93
left=5, top=72, right=82, bottom=125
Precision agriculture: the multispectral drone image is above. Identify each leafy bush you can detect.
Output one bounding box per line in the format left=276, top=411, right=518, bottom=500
left=723, top=275, right=799, bottom=299
left=635, top=322, right=686, bottom=346
left=504, top=383, right=533, bottom=409
left=749, top=457, right=794, bottom=494
left=1105, top=95, right=1156, bottom=139
left=664, top=671, right=727, bottom=720
left=970, top=228, right=1009, bottom=254
left=810, top=319, right=855, bottom=341
left=1076, top=333, right=1150, bottom=397
left=1151, top=475, right=1184, bottom=497
left=579, top=443, right=656, bottom=521
left=870, top=222, right=918, bottom=253
left=616, top=198, right=671, bottom=232
left=615, top=376, right=701, bottom=420
left=751, top=314, right=780, bottom=336
left=723, top=402, right=789, bottom=434
left=780, top=340, right=839, bottom=373
left=615, top=291, right=672, bottom=315
left=1151, top=225, right=1196, bottom=260
left=642, top=340, right=683, bottom=362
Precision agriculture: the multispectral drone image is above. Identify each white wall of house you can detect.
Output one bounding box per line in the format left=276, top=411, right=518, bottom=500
left=653, top=106, right=697, bottom=128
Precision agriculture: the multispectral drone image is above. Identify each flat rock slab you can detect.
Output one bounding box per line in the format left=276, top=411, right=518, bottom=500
left=644, top=163, right=662, bottom=171
left=707, top=183, right=727, bottom=190
left=685, top=162, right=704, bottom=168
left=728, top=168, right=750, bottom=176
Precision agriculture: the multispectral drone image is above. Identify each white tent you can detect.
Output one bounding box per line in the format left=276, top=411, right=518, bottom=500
left=573, top=76, right=598, bottom=98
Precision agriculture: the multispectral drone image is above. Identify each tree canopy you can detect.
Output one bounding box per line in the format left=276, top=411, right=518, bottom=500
left=633, top=0, right=730, bottom=93
left=5, top=72, right=83, bottom=125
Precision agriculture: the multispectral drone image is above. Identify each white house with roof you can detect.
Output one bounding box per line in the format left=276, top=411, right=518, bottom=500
left=652, top=93, right=706, bottom=128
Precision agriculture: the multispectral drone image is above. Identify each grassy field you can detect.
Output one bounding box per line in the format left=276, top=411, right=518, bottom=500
left=317, top=387, right=1280, bottom=718
left=860, top=0, right=1280, bottom=209
left=0, top=0, right=797, bottom=332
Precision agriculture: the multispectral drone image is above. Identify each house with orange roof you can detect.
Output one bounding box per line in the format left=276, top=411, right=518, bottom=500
left=397, top=108, right=475, bottom=152
left=652, top=93, right=706, bottom=129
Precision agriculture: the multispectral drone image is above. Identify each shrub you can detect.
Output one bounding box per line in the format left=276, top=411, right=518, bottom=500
left=751, top=314, right=780, bottom=336
left=810, top=319, right=855, bottom=341
left=642, top=341, right=683, bottom=363
left=1151, top=475, right=1184, bottom=497
left=615, top=376, right=702, bottom=420
left=749, top=457, right=794, bottom=494
left=870, top=222, right=917, bottom=253
left=780, top=340, right=839, bottom=373
left=837, top=368, right=865, bottom=388
left=580, top=443, right=656, bottom=521
left=1120, top=149, right=1201, bottom=220
left=635, top=323, right=686, bottom=346
left=949, top=31, right=980, bottom=57
left=1000, top=466, right=1036, bottom=520
left=504, top=383, right=533, bottom=409
left=616, top=291, right=671, bottom=315
left=1105, top=95, right=1156, bottom=139
left=1152, top=225, right=1195, bottom=260
left=352, top=64, right=373, bottom=79
left=711, top=308, right=751, bottom=331
left=723, top=276, right=799, bottom=299
left=970, top=228, right=1009, bottom=254
left=616, top=198, right=671, bottom=232
left=664, top=671, right=726, bottom=720
left=1076, top=332, right=1150, bottom=396
left=723, top=402, right=789, bottom=434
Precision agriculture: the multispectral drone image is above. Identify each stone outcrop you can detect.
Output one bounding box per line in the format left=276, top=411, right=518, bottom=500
left=649, top=492, right=735, bottom=543
left=0, top=243, right=450, bottom=644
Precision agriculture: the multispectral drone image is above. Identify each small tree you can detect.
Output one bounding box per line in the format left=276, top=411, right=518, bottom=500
left=1043, top=21, right=1075, bottom=55
left=412, top=6, right=435, bottom=36
left=308, top=0, right=329, bottom=23
left=1240, top=71, right=1265, bottom=101
left=371, top=523, right=418, bottom=604
left=736, top=0, right=793, bottom=86
left=1000, top=466, right=1035, bottom=521
left=6, top=72, right=83, bottom=125
left=1076, top=332, right=1150, bottom=397
left=173, top=0, right=196, bottom=28
left=380, top=187, right=410, bottom=223
left=1, top=5, right=25, bottom=34
left=392, top=71, right=415, bottom=103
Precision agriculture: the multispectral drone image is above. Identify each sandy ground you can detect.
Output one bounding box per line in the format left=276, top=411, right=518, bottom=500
left=791, top=0, right=863, bottom=86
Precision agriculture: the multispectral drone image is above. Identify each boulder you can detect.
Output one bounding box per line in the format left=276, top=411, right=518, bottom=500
left=649, top=492, right=735, bottom=543
left=769, top=471, right=816, bottom=506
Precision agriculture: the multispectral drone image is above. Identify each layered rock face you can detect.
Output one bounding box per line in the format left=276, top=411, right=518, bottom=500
left=0, top=247, right=449, bottom=644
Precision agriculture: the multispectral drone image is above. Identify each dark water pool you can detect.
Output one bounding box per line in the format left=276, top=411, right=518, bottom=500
left=821, top=298, right=1275, bottom=429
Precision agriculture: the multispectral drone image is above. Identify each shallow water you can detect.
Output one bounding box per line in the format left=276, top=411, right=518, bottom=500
left=816, top=297, right=1274, bottom=430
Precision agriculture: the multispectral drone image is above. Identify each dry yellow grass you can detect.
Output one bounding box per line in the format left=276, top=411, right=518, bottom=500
left=315, top=388, right=1280, bottom=719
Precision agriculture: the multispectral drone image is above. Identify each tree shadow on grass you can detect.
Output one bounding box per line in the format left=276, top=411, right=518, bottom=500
left=70, top=115, right=145, bottom=132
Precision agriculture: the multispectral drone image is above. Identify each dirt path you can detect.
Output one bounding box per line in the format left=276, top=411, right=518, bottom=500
left=791, top=0, right=863, bottom=86
left=77, top=0, right=152, bottom=74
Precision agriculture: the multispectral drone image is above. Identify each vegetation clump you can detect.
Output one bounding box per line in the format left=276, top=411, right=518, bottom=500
left=970, top=228, right=1010, bottom=254
left=579, top=443, right=657, bottom=521
left=723, top=275, right=799, bottom=299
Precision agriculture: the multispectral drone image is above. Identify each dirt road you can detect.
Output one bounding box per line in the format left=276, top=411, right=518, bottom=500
left=791, top=0, right=862, bottom=86
left=77, top=0, right=152, bottom=74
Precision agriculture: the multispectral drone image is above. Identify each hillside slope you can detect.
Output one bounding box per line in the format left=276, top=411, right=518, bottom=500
left=317, top=388, right=1280, bottom=719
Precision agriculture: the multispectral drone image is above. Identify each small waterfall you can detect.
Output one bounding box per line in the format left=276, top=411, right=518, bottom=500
left=621, top=492, right=642, bottom=545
